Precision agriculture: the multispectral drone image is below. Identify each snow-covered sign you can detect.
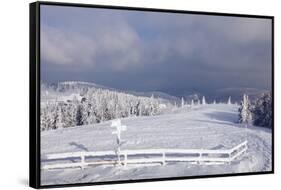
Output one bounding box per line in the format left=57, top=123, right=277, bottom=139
left=111, top=119, right=127, bottom=165
left=111, top=119, right=127, bottom=138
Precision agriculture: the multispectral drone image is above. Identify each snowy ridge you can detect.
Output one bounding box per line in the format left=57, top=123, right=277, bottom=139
left=57, top=81, right=110, bottom=91
left=42, top=81, right=179, bottom=103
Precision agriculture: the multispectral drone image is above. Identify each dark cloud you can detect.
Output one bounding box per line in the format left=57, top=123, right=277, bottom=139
left=41, top=5, right=272, bottom=96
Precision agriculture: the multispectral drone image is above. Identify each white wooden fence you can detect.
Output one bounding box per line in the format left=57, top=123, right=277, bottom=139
left=42, top=141, right=247, bottom=170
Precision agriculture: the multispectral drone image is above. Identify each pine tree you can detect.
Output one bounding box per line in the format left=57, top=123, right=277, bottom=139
left=40, top=108, right=49, bottom=131
left=238, top=94, right=252, bottom=124
left=252, top=93, right=272, bottom=128
left=149, top=94, right=155, bottom=116
left=227, top=96, right=232, bottom=105
left=76, top=104, right=83, bottom=126
left=50, top=105, right=59, bottom=130
left=202, top=96, right=206, bottom=105
left=56, top=104, right=64, bottom=129
left=66, top=103, right=77, bottom=127
left=138, top=102, right=143, bottom=116
left=181, top=97, right=185, bottom=107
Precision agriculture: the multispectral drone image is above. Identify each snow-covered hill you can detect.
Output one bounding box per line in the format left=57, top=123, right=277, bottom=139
left=41, top=81, right=180, bottom=104
left=57, top=81, right=110, bottom=92
left=41, top=104, right=272, bottom=185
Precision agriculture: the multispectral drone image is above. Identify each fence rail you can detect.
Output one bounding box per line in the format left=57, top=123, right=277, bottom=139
left=42, top=141, right=247, bottom=170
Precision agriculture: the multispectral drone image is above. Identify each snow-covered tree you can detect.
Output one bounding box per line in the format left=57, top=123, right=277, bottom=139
left=149, top=94, right=156, bottom=116
left=238, top=94, right=252, bottom=124
left=49, top=105, right=60, bottom=130
left=252, top=93, right=272, bottom=128
left=202, top=96, right=206, bottom=105
left=56, top=104, right=65, bottom=129
left=213, top=100, right=216, bottom=105
left=227, top=96, right=232, bottom=105
left=181, top=97, right=185, bottom=107
left=66, top=103, right=77, bottom=127
left=40, top=106, right=51, bottom=131
left=75, top=104, right=83, bottom=126
left=191, top=99, right=194, bottom=107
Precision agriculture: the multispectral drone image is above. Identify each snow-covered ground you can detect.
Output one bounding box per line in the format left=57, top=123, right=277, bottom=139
left=41, top=104, right=272, bottom=185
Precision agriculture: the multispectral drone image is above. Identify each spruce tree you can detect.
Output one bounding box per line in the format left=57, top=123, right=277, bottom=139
left=227, top=96, right=232, bottom=105
left=76, top=104, right=83, bottom=126
left=238, top=94, right=252, bottom=124
left=202, top=96, right=206, bottom=105
left=252, top=93, right=272, bottom=128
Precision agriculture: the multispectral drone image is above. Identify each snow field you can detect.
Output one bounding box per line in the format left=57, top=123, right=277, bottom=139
left=41, top=104, right=272, bottom=185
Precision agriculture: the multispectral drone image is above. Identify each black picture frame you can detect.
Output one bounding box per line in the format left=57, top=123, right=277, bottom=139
left=29, top=1, right=274, bottom=189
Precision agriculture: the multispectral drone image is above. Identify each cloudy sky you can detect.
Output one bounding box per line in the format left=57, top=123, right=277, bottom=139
left=40, top=5, right=272, bottom=96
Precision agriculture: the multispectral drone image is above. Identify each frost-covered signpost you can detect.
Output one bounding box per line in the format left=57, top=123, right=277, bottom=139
left=111, top=119, right=127, bottom=166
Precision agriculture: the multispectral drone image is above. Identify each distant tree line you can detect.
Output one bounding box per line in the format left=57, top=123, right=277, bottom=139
left=40, top=89, right=167, bottom=131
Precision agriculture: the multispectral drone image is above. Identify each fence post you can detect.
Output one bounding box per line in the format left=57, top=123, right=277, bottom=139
left=81, top=153, right=85, bottom=169
left=124, top=153, right=127, bottom=167
left=162, top=152, right=166, bottom=165
left=228, top=153, right=231, bottom=165
left=117, top=147, right=121, bottom=166
left=198, top=151, right=202, bottom=164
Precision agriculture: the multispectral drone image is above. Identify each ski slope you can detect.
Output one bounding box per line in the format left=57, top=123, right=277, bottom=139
left=41, top=104, right=272, bottom=185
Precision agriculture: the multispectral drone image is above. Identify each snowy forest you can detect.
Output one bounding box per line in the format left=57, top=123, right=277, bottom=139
left=40, top=82, right=272, bottom=131
left=40, top=87, right=170, bottom=131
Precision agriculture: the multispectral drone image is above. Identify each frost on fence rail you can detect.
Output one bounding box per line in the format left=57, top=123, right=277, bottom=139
left=42, top=141, right=248, bottom=170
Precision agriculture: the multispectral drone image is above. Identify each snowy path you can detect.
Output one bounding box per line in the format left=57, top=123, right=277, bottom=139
left=41, top=104, right=272, bottom=185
